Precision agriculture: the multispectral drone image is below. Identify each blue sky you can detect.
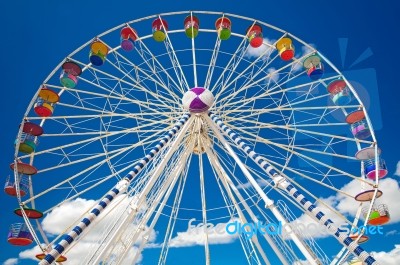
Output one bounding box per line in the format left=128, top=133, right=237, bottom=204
left=1, top=0, right=400, bottom=264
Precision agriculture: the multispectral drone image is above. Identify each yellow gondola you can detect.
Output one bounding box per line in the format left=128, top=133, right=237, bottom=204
left=89, top=40, right=109, bottom=66
left=276, top=37, right=295, bottom=61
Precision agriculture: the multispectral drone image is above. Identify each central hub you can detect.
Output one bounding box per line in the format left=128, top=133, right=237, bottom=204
left=182, top=87, right=214, bottom=113
left=187, top=115, right=212, bottom=155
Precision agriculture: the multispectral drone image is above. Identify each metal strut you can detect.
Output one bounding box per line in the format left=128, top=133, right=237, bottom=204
left=207, top=115, right=319, bottom=265
left=39, top=114, right=192, bottom=265
left=208, top=112, right=378, bottom=265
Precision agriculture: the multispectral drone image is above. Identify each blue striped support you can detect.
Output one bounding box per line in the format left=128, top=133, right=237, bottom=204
left=209, top=112, right=378, bottom=265
left=39, top=114, right=190, bottom=265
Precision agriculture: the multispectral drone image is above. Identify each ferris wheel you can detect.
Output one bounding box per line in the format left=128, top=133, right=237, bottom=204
left=6, top=11, right=390, bottom=265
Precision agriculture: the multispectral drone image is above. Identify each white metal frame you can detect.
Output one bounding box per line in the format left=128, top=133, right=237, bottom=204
left=10, top=11, right=382, bottom=265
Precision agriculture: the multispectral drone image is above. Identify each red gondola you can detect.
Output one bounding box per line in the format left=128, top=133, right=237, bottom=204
left=7, top=223, right=33, bottom=246
left=246, top=24, right=263, bottom=48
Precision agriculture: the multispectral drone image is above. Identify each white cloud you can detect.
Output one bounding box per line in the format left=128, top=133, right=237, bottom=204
left=41, top=197, right=97, bottom=235
left=66, top=243, right=143, bottom=265
left=19, top=245, right=43, bottom=260
left=120, top=246, right=143, bottom=265
left=286, top=196, right=343, bottom=239
left=287, top=178, right=400, bottom=241
left=333, top=179, right=365, bottom=216
left=2, top=258, right=18, bottom=265
left=333, top=178, right=398, bottom=221
left=267, top=67, right=279, bottom=84
left=245, top=38, right=275, bottom=59
left=18, top=195, right=155, bottom=264
left=237, top=178, right=270, bottom=190
left=301, top=44, right=316, bottom=57
left=326, top=178, right=400, bottom=222
left=370, top=245, right=400, bottom=265
left=395, top=161, right=400, bottom=176
left=292, top=44, right=316, bottom=73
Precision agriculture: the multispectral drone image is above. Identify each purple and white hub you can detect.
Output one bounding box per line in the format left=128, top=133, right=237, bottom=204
left=182, top=87, right=214, bottom=113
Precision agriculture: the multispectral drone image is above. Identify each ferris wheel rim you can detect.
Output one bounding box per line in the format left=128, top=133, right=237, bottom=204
left=9, top=10, right=384, bottom=265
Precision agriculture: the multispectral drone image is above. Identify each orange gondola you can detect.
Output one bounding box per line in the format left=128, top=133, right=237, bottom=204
left=36, top=253, right=68, bottom=262
left=34, top=87, right=60, bottom=117
left=349, top=233, right=369, bottom=244
left=89, top=40, right=109, bottom=66
left=276, top=37, right=295, bottom=61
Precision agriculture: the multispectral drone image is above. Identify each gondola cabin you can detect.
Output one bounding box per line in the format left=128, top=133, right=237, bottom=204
left=215, top=17, right=231, bottom=40
left=36, top=253, right=68, bottom=262
left=152, top=18, right=169, bottom=42
left=120, top=27, right=138, bottom=51
left=192, top=133, right=210, bottom=155
left=355, top=146, right=388, bottom=180
left=364, top=204, right=390, bottom=226
left=364, top=158, right=388, bottom=180
left=4, top=175, right=29, bottom=197
left=184, top=15, right=200, bottom=38
left=60, top=71, right=78, bottom=89
left=327, top=79, right=351, bottom=105
left=60, top=61, right=82, bottom=89
left=7, top=223, right=33, bottom=246
left=349, top=233, right=369, bottom=244
left=345, top=110, right=371, bottom=140
left=10, top=162, right=38, bottom=175
left=276, top=37, right=295, bottom=61
left=355, top=146, right=380, bottom=160
left=246, top=24, right=263, bottom=48
left=355, top=189, right=383, bottom=202
left=62, top=61, right=82, bottom=76
left=14, top=207, right=43, bottom=219
left=34, top=88, right=59, bottom=117
left=89, top=40, right=109, bottom=66
left=303, top=54, right=324, bottom=80
left=16, top=122, right=43, bottom=154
